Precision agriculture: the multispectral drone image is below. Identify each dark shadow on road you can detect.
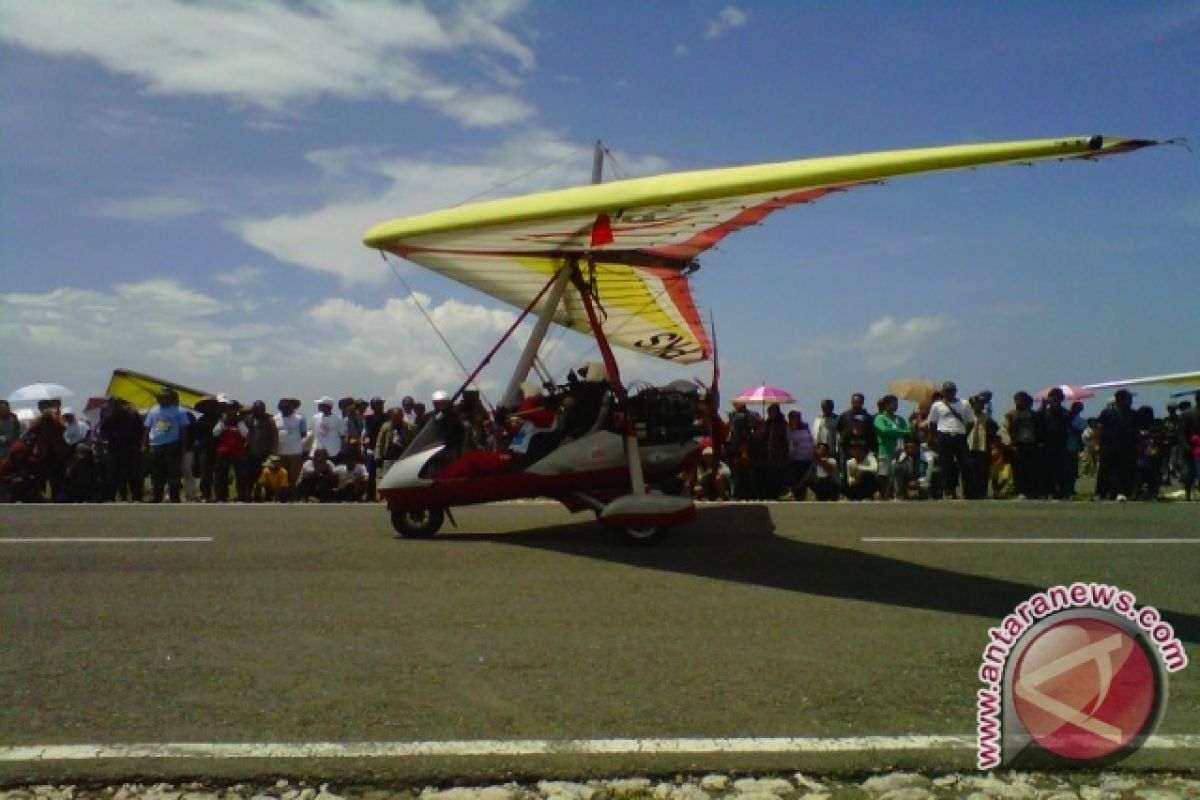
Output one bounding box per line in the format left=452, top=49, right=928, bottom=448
left=442, top=504, right=1200, bottom=644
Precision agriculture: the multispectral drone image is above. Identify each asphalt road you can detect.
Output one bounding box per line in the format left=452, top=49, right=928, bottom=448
left=1, top=501, right=1198, bottom=783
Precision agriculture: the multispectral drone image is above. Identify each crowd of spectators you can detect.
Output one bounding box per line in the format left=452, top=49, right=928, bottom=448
left=1, top=378, right=1198, bottom=505
left=689, top=382, right=1200, bottom=503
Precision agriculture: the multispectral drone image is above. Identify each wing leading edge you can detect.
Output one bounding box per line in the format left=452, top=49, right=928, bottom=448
left=364, top=136, right=1166, bottom=364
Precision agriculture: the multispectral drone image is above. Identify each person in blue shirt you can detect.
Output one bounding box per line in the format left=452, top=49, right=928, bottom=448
left=143, top=389, right=191, bottom=502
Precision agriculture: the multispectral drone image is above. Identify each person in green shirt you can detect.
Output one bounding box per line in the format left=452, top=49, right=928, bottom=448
left=874, top=394, right=910, bottom=499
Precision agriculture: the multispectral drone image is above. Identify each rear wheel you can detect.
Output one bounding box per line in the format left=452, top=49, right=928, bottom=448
left=391, top=507, right=445, bottom=539
left=617, top=524, right=665, bottom=546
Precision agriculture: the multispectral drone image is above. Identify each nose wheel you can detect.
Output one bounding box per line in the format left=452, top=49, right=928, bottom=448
left=617, top=524, right=665, bottom=545
left=391, top=507, right=445, bottom=538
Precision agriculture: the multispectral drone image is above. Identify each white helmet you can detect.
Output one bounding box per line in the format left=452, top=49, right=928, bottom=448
left=431, top=390, right=449, bottom=403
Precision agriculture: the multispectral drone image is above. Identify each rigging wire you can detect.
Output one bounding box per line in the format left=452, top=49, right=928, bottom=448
left=453, top=144, right=595, bottom=207
left=378, top=252, right=493, bottom=410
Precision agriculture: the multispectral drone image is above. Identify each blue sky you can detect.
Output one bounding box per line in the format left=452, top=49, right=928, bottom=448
left=2, top=1, right=1197, bottom=416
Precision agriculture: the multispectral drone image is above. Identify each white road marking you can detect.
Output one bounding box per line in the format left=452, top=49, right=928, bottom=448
left=862, top=537, right=1198, bottom=544
left=0, top=537, right=213, bottom=544
left=1, top=734, right=1198, bottom=761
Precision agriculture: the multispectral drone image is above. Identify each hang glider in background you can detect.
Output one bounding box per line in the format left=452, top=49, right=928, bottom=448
left=364, top=135, right=1169, bottom=366
left=1084, top=370, right=1200, bottom=394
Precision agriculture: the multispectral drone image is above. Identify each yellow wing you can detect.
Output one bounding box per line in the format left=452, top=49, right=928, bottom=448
left=365, top=136, right=1164, bottom=364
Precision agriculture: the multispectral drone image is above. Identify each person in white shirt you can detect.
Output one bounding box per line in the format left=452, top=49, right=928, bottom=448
left=925, top=380, right=975, bottom=499
left=334, top=450, right=370, bottom=501
left=844, top=442, right=879, bottom=500
left=810, top=441, right=841, bottom=501
left=310, top=396, right=346, bottom=460
left=811, top=398, right=839, bottom=457
left=61, top=408, right=92, bottom=452
left=274, top=397, right=307, bottom=488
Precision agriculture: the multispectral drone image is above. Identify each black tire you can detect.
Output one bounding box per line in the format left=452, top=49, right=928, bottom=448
left=617, top=524, right=665, bottom=546
left=391, top=507, right=445, bottom=539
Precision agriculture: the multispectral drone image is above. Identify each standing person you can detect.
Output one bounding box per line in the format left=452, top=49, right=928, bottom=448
left=61, top=408, right=92, bottom=459
left=310, top=396, right=346, bottom=461
left=375, top=406, right=412, bottom=479
left=760, top=403, right=790, bottom=499
left=873, top=394, right=909, bottom=499
left=786, top=410, right=814, bottom=500
left=211, top=404, right=250, bottom=502
left=364, top=396, right=387, bottom=501
left=1178, top=395, right=1200, bottom=501
left=142, top=389, right=190, bottom=503
left=1064, top=401, right=1088, bottom=499
left=0, top=400, right=21, bottom=463
left=925, top=381, right=975, bottom=499
left=274, top=398, right=306, bottom=490
left=837, top=393, right=874, bottom=473
left=1095, top=389, right=1139, bottom=501
left=811, top=398, right=839, bottom=459
left=100, top=398, right=143, bottom=501
left=181, top=407, right=200, bottom=501
left=965, top=394, right=996, bottom=499
left=726, top=399, right=755, bottom=499
left=26, top=400, right=69, bottom=499
left=1004, top=391, right=1042, bottom=499
left=1038, top=388, right=1073, bottom=499
left=246, top=401, right=278, bottom=488
left=192, top=396, right=222, bottom=502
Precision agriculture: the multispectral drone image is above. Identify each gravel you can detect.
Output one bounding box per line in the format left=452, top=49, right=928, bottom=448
left=2, top=774, right=1198, bottom=800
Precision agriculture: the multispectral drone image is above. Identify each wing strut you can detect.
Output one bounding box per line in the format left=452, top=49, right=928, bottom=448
left=572, top=268, right=646, bottom=495
left=500, top=263, right=574, bottom=410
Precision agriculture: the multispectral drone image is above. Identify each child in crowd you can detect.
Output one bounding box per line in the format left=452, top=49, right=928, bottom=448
left=253, top=455, right=292, bottom=502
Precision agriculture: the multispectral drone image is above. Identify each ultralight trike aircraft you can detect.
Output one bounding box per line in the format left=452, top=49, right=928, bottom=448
left=363, top=134, right=1169, bottom=543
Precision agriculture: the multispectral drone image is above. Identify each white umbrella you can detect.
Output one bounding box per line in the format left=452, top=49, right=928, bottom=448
left=7, top=382, right=76, bottom=404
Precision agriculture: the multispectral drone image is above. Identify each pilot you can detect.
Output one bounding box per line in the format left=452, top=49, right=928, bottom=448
left=561, top=361, right=611, bottom=440
left=431, top=390, right=465, bottom=457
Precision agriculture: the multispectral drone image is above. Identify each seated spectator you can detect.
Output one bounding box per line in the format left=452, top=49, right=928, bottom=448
left=62, top=443, right=103, bottom=503
left=990, top=440, right=1014, bottom=499
left=892, top=438, right=934, bottom=500
left=334, top=450, right=370, bottom=501
left=298, top=448, right=339, bottom=502
left=810, top=442, right=841, bottom=501
left=253, top=455, right=292, bottom=502
left=689, top=446, right=732, bottom=500
left=844, top=441, right=879, bottom=500
left=0, top=442, right=40, bottom=503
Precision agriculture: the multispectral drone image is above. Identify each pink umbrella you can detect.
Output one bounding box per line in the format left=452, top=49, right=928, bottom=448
left=1034, top=384, right=1095, bottom=403
left=734, top=384, right=796, bottom=410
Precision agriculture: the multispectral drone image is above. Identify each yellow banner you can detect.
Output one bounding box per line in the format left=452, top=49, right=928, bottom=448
left=105, top=369, right=212, bottom=411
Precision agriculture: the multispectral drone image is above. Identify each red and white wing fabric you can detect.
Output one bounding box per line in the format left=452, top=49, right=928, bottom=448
left=364, top=135, right=1165, bottom=365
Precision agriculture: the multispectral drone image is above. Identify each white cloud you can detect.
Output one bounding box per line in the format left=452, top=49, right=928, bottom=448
left=791, top=314, right=957, bottom=373
left=0, top=0, right=536, bottom=128
left=237, top=130, right=671, bottom=283
left=705, top=6, right=748, bottom=40
left=0, top=278, right=539, bottom=408
left=94, top=194, right=210, bottom=222
left=214, top=266, right=266, bottom=288
left=674, top=44, right=689, bottom=57
left=0, top=277, right=703, bottom=410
